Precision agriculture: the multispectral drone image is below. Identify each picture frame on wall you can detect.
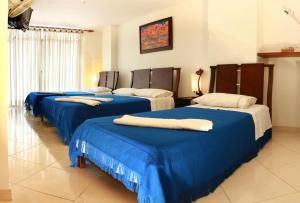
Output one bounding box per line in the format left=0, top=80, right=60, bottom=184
left=139, top=17, right=173, bottom=54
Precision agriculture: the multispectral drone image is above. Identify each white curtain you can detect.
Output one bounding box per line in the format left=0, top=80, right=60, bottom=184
left=9, top=29, right=82, bottom=106
left=9, top=30, right=41, bottom=106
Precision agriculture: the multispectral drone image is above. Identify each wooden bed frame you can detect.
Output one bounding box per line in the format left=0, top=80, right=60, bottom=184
left=98, top=71, right=119, bottom=90
left=209, top=63, right=274, bottom=115
left=130, top=67, right=181, bottom=98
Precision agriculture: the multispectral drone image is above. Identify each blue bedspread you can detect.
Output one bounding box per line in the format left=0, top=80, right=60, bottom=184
left=25, top=91, right=94, bottom=116
left=69, top=107, right=271, bottom=203
left=40, top=95, right=151, bottom=144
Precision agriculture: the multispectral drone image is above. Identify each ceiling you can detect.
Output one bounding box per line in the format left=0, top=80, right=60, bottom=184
left=30, top=0, right=185, bottom=29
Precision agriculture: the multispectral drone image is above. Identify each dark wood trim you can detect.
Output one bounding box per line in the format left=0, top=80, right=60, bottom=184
left=78, top=156, right=86, bottom=169
left=240, top=63, right=265, bottom=104
left=173, top=68, right=181, bottom=99
left=130, top=69, right=151, bottom=89
left=114, top=71, right=119, bottom=90
left=209, top=63, right=274, bottom=115
left=130, top=67, right=181, bottom=99
left=209, top=66, right=217, bottom=93
left=139, top=17, right=173, bottom=54
left=98, top=71, right=119, bottom=90
left=257, top=52, right=300, bottom=58
left=267, top=65, right=274, bottom=117
left=215, top=64, right=239, bottom=94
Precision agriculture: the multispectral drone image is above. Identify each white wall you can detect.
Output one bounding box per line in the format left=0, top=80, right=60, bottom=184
left=102, top=25, right=118, bottom=71
left=116, top=0, right=259, bottom=96
left=208, top=0, right=258, bottom=64
left=258, top=0, right=300, bottom=127
left=116, top=0, right=208, bottom=96
left=82, top=29, right=103, bottom=89
left=108, top=0, right=299, bottom=128
left=0, top=0, right=11, bottom=200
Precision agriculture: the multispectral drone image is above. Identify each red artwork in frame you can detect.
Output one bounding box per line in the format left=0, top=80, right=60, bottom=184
left=139, top=17, right=173, bottom=54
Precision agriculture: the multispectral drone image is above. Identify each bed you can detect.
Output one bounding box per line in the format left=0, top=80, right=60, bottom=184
left=69, top=63, right=274, bottom=203
left=40, top=67, right=181, bottom=144
left=25, top=71, right=119, bottom=116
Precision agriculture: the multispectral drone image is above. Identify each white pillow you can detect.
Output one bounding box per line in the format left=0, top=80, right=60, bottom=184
left=134, top=88, right=173, bottom=98
left=113, top=88, right=137, bottom=96
left=87, top=86, right=111, bottom=93
left=192, top=93, right=257, bottom=109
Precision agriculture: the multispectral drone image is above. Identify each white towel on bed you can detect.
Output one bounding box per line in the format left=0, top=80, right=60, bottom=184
left=69, top=96, right=113, bottom=102
left=113, top=115, right=213, bottom=131
left=55, top=98, right=100, bottom=106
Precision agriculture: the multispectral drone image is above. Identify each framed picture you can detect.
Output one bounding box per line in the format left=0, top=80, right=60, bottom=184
left=139, top=17, right=173, bottom=54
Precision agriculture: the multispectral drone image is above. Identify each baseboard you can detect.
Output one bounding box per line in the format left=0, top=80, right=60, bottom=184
left=0, top=189, right=12, bottom=201
left=273, top=126, right=300, bottom=133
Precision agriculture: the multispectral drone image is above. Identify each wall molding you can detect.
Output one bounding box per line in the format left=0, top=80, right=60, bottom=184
left=273, top=126, right=300, bottom=133
left=0, top=189, right=12, bottom=201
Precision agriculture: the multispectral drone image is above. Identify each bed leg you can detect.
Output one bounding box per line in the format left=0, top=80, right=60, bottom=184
left=78, top=156, right=86, bottom=169
left=41, top=116, right=44, bottom=122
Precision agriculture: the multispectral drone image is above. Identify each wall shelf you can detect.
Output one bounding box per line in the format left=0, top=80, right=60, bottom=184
left=257, top=52, right=300, bottom=58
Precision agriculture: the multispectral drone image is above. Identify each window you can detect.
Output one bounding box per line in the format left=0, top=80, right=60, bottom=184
left=8, top=29, right=82, bottom=106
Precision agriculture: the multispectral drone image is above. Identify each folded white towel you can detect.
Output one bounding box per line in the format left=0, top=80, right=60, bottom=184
left=114, top=115, right=213, bottom=132
left=69, top=96, right=113, bottom=102
left=55, top=98, right=100, bottom=106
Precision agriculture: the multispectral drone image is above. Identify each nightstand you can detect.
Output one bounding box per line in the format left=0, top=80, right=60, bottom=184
left=175, top=97, right=198, bottom=108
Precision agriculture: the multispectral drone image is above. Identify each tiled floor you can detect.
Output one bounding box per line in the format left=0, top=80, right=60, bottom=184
left=3, top=107, right=300, bottom=203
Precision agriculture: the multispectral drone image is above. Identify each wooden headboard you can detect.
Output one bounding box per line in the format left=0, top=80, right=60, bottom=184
left=130, top=67, right=181, bottom=98
left=209, top=63, right=274, bottom=113
left=98, top=71, right=119, bottom=90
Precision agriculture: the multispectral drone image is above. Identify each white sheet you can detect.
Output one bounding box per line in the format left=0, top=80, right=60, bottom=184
left=189, top=104, right=272, bottom=140
left=136, top=96, right=174, bottom=111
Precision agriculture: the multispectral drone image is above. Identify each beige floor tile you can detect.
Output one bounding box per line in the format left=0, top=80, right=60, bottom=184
left=256, top=141, right=300, bottom=169
left=8, top=141, right=36, bottom=156
left=194, top=187, right=231, bottom=203
left=272, top=133, right=300, bottom=154
left=1, top=185, right=72, bottom=203
left=222, top=160, right=295, bottom=203
left=50, top=157, right=72, bottom=170
left=19, top=167, right=94, bottom=201
left=74, top=174, right=137, bottom=203
left=257, top=192, right=300, bottom=203
left=50, top=157, right=106, bottom=179
left=40, top=141, right=69, bottom=154
left=9, top=133, right=42, bottom=146
left=271, top=162, right=300, bottom=191
left=13, top=145, right=65, bottom=165
left=8, top=157, right=46, bottom=184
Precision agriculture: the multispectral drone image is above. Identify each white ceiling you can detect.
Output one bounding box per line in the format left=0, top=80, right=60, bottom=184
left=30, top=0, right=185, bottom=29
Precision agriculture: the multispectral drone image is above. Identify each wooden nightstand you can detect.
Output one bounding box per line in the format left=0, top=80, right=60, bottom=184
left=175, top=97, right=198, bottom=108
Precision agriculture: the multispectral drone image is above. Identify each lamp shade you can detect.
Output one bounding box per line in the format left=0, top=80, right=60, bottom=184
left=191, top=73, right=201, bottom=92
left=91, top=74, right=99, bottom=84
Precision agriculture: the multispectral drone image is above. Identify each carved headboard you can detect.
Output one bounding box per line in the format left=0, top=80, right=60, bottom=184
left=130, top=67, right=181, bottom=98
left=98, top=71, right=119, bottom=90
left=209, top=63, right=274, bottom=113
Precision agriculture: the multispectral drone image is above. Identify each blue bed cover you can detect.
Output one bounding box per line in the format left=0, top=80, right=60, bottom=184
left=40, top=94, right=151, bottom=144
left=69, top=107, right=271, bottom=203
left=25, top=91, right=94, bottom=116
